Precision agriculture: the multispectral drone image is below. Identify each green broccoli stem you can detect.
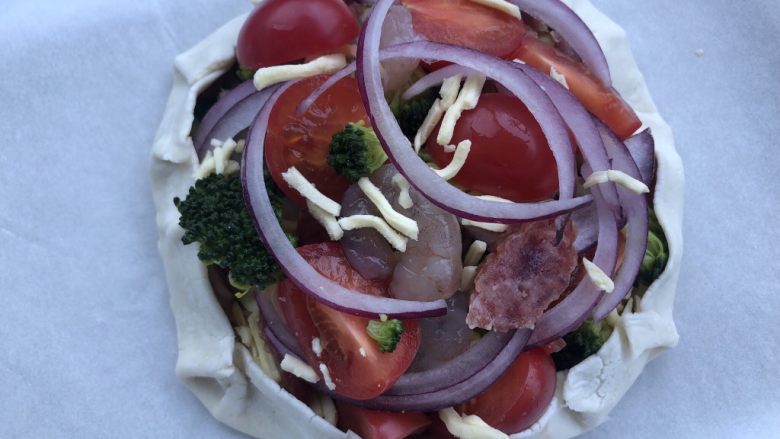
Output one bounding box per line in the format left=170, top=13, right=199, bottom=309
left=551, top=319, right=612, bottom=371
left=327, top=121, right=388, bottom=182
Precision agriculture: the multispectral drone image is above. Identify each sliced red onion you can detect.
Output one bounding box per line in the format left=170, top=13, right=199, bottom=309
left=401, top=64, right=474, bottom=101
left=341, top=329, right=531, bottom=411
left=591, top=121, right=649, bottom=320
left=386, top=330, right=514, bottom=396
left=255, top=289, right=305, bottom=359
left=242, top=81, right=447, bottom=319
left=528, top=186, right=617, bottom=346
left=625, top=128, right=656, bottom=186
left=193, top=80, right=256, bottom=158
left=358, top=2, right=584, bottom=222
left=510, top=0, right=612, bottom=86
left=296, top=63, right=356, bottom=115
left=571, top=202, right=597, bottom=253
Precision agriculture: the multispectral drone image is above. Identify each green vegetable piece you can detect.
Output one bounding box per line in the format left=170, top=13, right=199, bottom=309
left=552, top=319, right=612, bottom=371
left=389, top=86, right=438, bottom=140
left=638, top=209, right=669, bottom=285
left=236, top=66, right=257, bottom=82
left=366, top=319, right=405, bottom=353
left=173, top=172, right=291, bottom=294
left=327, top=121, right=388, bottom=182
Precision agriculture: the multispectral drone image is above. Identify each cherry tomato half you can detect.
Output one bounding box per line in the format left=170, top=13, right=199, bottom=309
left=236, top=0, right=359, bottom=69
left=427, top=93, right=559, bottom=202
left=276, top=243, right=421, bottom=401
left=458, top=348, right=557, bottom=434
left=403, top=0, right=525, bottom=60
left=265, top=75, right=368, bottom=206
left=336, top=402, right=431, bottom=439
left=512, top=35, right=642, bottom=139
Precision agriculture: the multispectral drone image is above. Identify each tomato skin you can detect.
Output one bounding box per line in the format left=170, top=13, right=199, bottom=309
left=458, top=348, right=557, bottom=434
left=276, top=243, right=421, bottom=401
left=236, top=0, right=359, bottom=69
left=403, top=0, right=525, bottom=59
left=512, top=36, right=642, bottom=140
left=265, top=75, right=368, bottom=206
left=427, top=93, right=559, bottom=202
left=336, top=402, right=431, bottom=439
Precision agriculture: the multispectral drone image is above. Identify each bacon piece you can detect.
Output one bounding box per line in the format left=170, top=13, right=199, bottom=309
left=466, top=219, right=577, bottom=331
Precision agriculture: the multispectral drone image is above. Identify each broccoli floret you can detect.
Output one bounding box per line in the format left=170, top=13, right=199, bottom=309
left=638, top=209, right=669, bottom=285
left=173, top=172, right=291, bottom=294
left=366, top=319, right=405, bottom=353
left=327, top=121, right=388, bottom=182
left=236, top=66, right=257, bottom=82
left=552, top=319, right=612, bottom=371
left=390, top=87, right=438, bottom=140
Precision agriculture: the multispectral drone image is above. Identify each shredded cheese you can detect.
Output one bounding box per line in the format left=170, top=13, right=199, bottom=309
left=338, top=215, right=408, bottom=252
left=461, top=195, right=513, bottom=232
left=550, top=66, right=570, bottom=90
left=439, top=408, right=509, bottom=439
left=253, top=54, right=347, bottom=91
left=306, top=201, right=343, bottom=241
left=413, top=99, right=445, bottom=153
left=319, top=363, right=336, bottom=391
left=464, top=240, right=488, bottom=266
left=439, top=74, right=463, bottom=108
left=235, top=139, right=246, bottom=154
left=584, top=170, right=650, bottom=194
left=379, top=314, right=388, bottom=322
left=280, top=354, right=320, bottom=384
left=583, top=258, right=615, bottom=293
left=281, top=166, right=341, bottom=216
left=392, top=174, right=413, bottom=209
left=433, top=139, right=472, bottom=180
left=358, top=177, right=419, bottom=239
left=437, top=74, right=486, bottom=146
left=460, top=266, right=478, bottom=291
left=442, top=143, right=457, bottom=153
left=466, top=0, right=521, bottom=18
left=212, top=138, right=238, bottom=174
left=359, top=347, right=367, bottom=358
left=222, top=160, right=240, bottom=175
left=311, top=338, right=323, bottom=358
left=194, top=150, right=216, bottom=179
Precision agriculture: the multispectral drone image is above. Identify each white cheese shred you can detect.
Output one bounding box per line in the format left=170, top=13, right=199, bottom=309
left=437, top=74, right=486, bottom=146
left=194, top=150, right=216, bottom=180
left=466, top=0, right=521, bottom=18
left=391, top=174, right=414, bottom=209
left=253, top=54, right=347, bottom=91
left=439, top=407, right=509, bottom=439
left=280, top=354, right=320, bottom=384
left=359, top=347, right=367, bottom=358
left=433, top=139, right=472, bottom=180
left=439, top=74, right=463, bottom=108
left=338, top=215, right=408, bottom=252
left=319, top=363, right=336, bottom=391
left=281, top=166, right=341, bottom=216
left=222, top=160, right=240, bottom=175
left=311, top=337, right=323, bottom=358
left=306, top=201, right=343, bottom=241
left=413, top=98, right=445, bottom=153
left=358, top=177, right=419, bottom=240
left=460, top=266, right=478, bottom=291
left=582, top=258, right=615, bottom=294
left=212, top=138, right=238, bottom=175
left=550, top=66, right=570, bottom=90
left=583, top=258, right=615, bottom=293
left=584, top=170, right=650, bottom=194
left=464, top=240, right=488, bottom=266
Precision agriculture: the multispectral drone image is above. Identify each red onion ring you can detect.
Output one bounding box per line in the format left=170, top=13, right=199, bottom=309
left=590, top=121, right=649, bottom=320
left=193, top=80, right=255, bottom=158
left=255, top=289, right=305, bottom=359
left=242, top=81, right=447, bottom=319
left=625, top=128, right=656, bottom=186
left=358, top=2, right=585, bottom=221
left=265, top=320, right=531, bottom=412
left=510, top=0, right=612, bottom=86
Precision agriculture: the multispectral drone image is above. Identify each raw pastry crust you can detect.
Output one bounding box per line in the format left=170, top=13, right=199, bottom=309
left=150, top=2, right=684, bottom=437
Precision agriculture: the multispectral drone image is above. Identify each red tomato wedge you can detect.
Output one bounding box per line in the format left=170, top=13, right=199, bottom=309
left=236, top=0, right=359, bottom=69
left=512, top=36, right=642, bottom=139
left=265, top=75, right=368, bottom=206
left=402, top=0, right=525, bottom=59
left=427, top=93, right=559, bottom=202
left=336, top=402, right=431, bottom=439
left=276, top=243, right=421, bottom=401
left=458, top=348, right=556, bottom=434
